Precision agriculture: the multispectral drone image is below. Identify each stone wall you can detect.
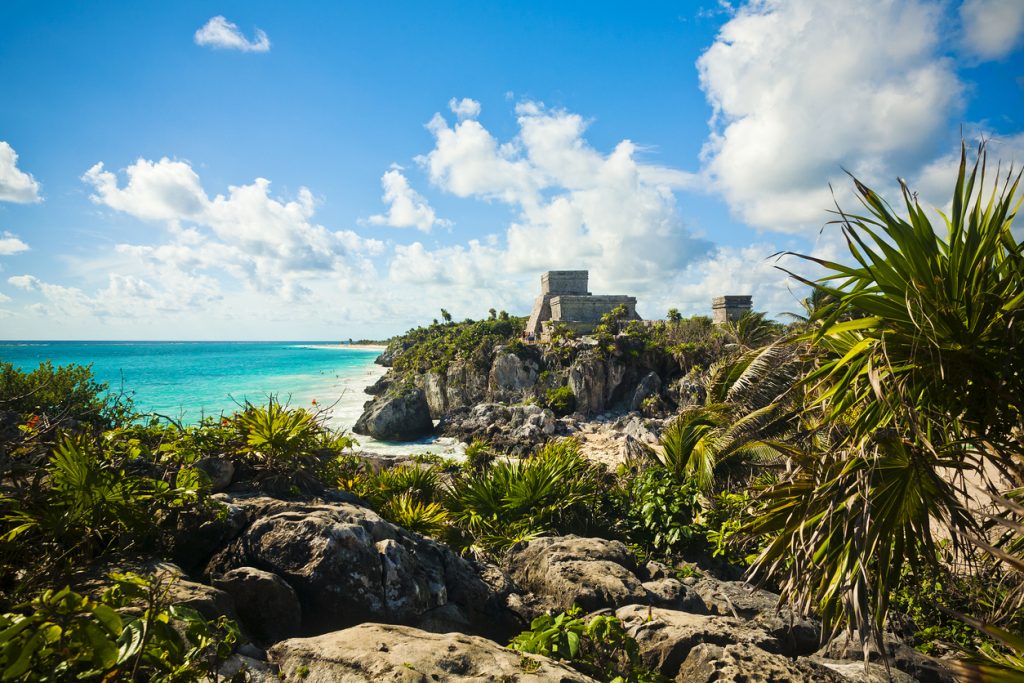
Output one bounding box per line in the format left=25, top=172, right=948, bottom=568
left=541, top=270, right=589, bottom=295
left=550, top=295, right=639, bottom=324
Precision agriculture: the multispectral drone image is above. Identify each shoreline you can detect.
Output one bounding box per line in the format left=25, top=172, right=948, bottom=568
left=303, top=343, right=387, bottom=351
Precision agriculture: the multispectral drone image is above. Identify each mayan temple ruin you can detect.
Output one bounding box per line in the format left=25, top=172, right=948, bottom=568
left=526, top=270, right=640, bottom=341
left=711, top=295, right=752, bottom=324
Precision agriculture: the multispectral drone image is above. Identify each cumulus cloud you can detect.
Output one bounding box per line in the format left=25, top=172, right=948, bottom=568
left=82, top=157, right=383, bottom=302
left=416, top=101, right=708, bottom=290
left=961, top=0, right=1024, bottom=60
left=83, top=159, right=206, bottom=222
left=0, top=232, right=29, bottom=256
left=367, top=166, right=450, bottom=232
left=697, top=0, right=963, bottom=234
left=0, top=142, right=42, bottom=203
left=7, top=275, right=38, bottom=290
left=448, top=97, right=482, bottom=119
left=194, top=16, right=271, bottom=52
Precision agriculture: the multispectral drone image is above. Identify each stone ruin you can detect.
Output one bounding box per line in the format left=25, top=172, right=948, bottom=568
left=526, top=270, right=640, bottom=341
left=712, top=295, right=752, bottom=324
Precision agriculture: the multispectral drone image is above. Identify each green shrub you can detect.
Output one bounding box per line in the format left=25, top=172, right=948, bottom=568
left=379, top=493, right=449, bottom=538
left=388, top=316, right=526, bottom=379
left=0, top=572, right=239, bottom=682
left=544, top=387, right=576, bottom=417
left=697, top=490, right=765, bottom=567
left=445, top=439, right=609, bottom=553
left=0, top=361, right=132, bottom=434
left=1, top=435, right=202, bottom=584
left=367, top=464, right=441, bottom=505
left=615, top=466, right=701, bottom=557
left=510, top=606, right=668, bottom=682
left=232, top=398, right=355, bottom=490
left=463, top=439, right=495, bottom=471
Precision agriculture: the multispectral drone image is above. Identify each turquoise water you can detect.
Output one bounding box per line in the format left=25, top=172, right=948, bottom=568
left=0, top=341, right=380, bottom=419
left=0, top=341, right=459, bottom=456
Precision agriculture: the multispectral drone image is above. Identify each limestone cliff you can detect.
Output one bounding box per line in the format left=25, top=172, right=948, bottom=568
left=358, top=316, right=695, bottom=444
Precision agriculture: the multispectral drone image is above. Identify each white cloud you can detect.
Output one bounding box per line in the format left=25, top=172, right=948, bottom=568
left=417, top=101, right=708, bottom=289
left=0, top=142, right=42, bottom=203
left=448, top=97, right=482, bottom=119
left=697, top=0, right=963, bottom=234
left=194, top=16, right=270, bottom=53
left=7, top=275, right=38, bottom=290
left=961, top=0, right=1024, bottom=60
left=82, top=157, right=383, bottom=302
left=367, top=166, right=450, bottom=232
left=0, top=232, right=29, bottom=256
left=84, top=158, right=206, bottom=221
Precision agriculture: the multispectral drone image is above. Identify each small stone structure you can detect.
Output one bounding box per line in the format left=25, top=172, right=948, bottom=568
left=712, top=295, right=752, bottom=324
left=527, top=270, right=640, bottom=341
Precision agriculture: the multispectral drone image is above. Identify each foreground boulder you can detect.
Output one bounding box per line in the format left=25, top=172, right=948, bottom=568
left=504, top=536, right=645, bottom=614
left=269, top=622, right=599, bottom=682
left=817, top=630, right=954, bottom=683
left=503, top=536, right=704, bottom=617
left=353, top=388, right=433, bottom=441
left=616, top=604, right=781, bottom=679
left=678, top=642, right=847, bottom=682
left=211, top=566, right=301, bottom=643
left=692, top=577, right=821, bottom=655
left=206, top=496, right=520, bottom=639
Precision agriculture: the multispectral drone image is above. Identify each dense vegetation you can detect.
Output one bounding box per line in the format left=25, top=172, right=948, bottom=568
left=382, top=311, right=526, bottom=381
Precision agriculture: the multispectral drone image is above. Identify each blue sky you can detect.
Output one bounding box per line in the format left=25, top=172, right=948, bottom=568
left=0, top=1, right=1022, bottom=340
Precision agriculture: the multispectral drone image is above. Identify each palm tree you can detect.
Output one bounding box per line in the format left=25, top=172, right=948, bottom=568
left=747, top=142, right=1024, bottom=663
left=658, top=342, right=802, bottom=492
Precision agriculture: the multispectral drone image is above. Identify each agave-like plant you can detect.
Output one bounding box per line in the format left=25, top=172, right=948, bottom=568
left=445, top=438, right=607, bottom=552
left=379, top=492, right=449, bottom=538
left=748, top=142, right=1024, bottom=657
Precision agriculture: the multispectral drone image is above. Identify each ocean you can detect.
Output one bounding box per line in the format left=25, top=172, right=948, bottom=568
left=0, top=341, right=451, bottom=456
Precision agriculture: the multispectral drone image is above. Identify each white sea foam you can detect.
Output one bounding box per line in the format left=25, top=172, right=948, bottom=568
left=304, top=353, right=464, bottom=458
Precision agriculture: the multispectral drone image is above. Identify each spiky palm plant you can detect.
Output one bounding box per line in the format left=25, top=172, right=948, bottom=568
left=748, top=142, right=1024, bottom=658
left=379, top=493, right=449, bottom=538
left=445, top=438, right=607, bottom=552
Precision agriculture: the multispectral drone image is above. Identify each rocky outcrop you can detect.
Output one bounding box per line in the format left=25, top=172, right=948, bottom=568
left=816, top=630, right=954, bottom=683
left=73, top=559, right=239, bottom=624
left=489, top=350, right=542, bottom=402
left=206, top=496, right=521, bottom=640
left=438, top=403, right=557, bottom=456
left=503, top=536, right=704, bottom=617
left=363, top=374, right=391, bottom=396
left=677, top=642, right=847, bottom=682
left=269, top=623, right=599, bottom=682
left=692, top=577, right=821, bottom=655
left=616, top=604, right=782, bottom=679
left=353, top=388, right=433, bottom=441
left=568, top=356, right=628, bottom=415
left=194, top=456, right=235, bottom=492
left=504, top=536, right=647, bottom=614
left=211, top=566, right=302, bottom=643
left=361, top=326, right=690, bottom=448
left=167, top=497, right=249, bottom=573
left=629, top=371, right=661, bottom=412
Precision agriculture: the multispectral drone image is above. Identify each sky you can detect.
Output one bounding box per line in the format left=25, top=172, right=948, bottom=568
left=0, top=0, right=1022, bottom=340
